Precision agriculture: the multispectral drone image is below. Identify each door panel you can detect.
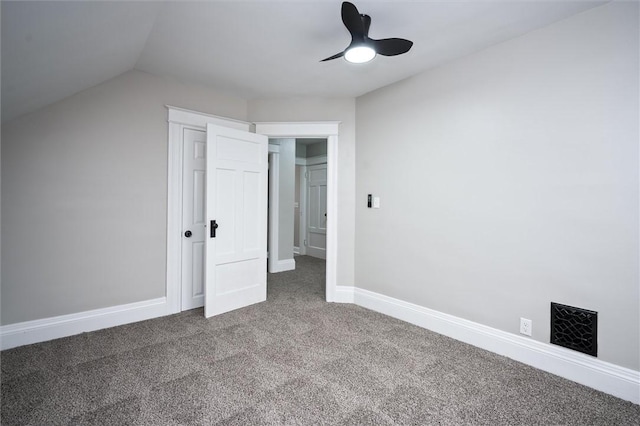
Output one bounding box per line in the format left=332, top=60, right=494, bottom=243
left=215, top=259, right=263, bottom=295
left=243, top=171, right=261, bottom=250
left=181, top=129, right=206, bottom=310
left=217, top=135, right=263, bottom=163
left=191, top=242, right=205, bottom=297
left=214, top=168, right=237, bottom=256
left=205, top=124, right=268, bottom=318
left=306, top=164, right=327, bottom=259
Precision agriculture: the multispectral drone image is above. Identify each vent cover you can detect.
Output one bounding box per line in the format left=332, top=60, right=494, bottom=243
left=550, top=302, right=597, bottom=356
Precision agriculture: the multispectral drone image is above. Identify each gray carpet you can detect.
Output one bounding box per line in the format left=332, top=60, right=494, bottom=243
left=2, top=255, right=639, bottom=425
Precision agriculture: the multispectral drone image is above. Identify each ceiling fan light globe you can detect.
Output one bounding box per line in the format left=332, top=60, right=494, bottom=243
left=344, top=46, right=376, bottom=63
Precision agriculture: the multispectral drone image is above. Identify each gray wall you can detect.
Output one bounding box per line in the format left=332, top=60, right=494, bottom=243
left=355, top=2, right=639, bottom=370
left=249, top=98, right=356, bottom=289
left=306, top=141, right=327, bottom=158
left=295, top=140, right=327, bottom=159
left=295, top=143, right=306, bottom=159
left=1, top=70, right=247, bottom=324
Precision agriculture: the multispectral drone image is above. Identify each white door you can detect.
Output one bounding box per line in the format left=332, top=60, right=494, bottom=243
left=205, top=124, right=268, bottom=318
left=181, top=128, right=206, bottom=310
left=306, top=164, right=327, bottom=259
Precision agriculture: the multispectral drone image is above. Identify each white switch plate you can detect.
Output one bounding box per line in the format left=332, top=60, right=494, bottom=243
left=373, top=197, right=380, bottom=208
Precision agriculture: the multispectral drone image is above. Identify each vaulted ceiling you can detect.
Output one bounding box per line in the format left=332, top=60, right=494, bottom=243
left=1, top=1, right=604, bottom=122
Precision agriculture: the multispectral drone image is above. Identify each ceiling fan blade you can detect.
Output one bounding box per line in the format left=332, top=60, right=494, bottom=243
left=362, top=14, right=371, bottom=37
left=370, top=38, right=413, bottom=56
left=321, top=51, right=345, bottom=62
left=322, top=2, right=414, bottom=63
left=342, top=1, right=364, bottom=38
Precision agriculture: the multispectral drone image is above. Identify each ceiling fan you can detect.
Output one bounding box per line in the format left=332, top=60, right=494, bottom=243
left=321, top=1, right=413, bottom=64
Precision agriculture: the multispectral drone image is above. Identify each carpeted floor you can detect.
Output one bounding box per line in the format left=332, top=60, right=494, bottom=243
left=1, top=255, right=639, bottom=425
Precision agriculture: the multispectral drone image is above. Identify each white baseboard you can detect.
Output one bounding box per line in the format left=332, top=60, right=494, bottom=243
left=4, top=285, right=637, bottom=405
left=0, top=297, right=169, bottom=350
left=270, top=258, right=296, bottom=273
left=293, top=246, right=300, bottom=255
left=333, top=285, right=355, bottom=303
left=354, top=288, right=640, bottom=404
left=306, top=248, right=326, bottom=260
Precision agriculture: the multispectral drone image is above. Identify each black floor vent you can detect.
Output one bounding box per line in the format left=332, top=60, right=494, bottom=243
left=550, top=302, right=597, bottom=357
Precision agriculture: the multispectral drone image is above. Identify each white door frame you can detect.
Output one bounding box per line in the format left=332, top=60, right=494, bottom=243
left=297, top=164, right=307, bottom=256
left=255, top=122, right=339, bottom=303
left=267, top=144, right=281, bottom=272
left=166, top=106, right=253, bottom=314
left=267, top=140, right=297, bottom=273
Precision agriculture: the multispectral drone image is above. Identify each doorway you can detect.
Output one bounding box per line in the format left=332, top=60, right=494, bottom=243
left=256, top=122, right=339, bottom=302
left=166, top=108, right=341, bottom=315
left=294, top=139, right=327, bottom=260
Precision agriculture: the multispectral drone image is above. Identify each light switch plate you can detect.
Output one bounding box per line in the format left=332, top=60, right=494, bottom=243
left=373, top=197, right=380, bottom=208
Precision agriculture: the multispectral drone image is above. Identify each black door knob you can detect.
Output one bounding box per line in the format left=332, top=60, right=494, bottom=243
left=210, top=220, right=219, bottom=238
left=184, top=230, right=192, bottom=238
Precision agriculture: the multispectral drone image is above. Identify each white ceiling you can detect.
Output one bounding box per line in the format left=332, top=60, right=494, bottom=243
left=1, top=1, right=605, bottom=122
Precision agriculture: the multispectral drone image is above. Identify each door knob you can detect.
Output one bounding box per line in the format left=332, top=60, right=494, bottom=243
left=184, top=230, right=192, bottom=238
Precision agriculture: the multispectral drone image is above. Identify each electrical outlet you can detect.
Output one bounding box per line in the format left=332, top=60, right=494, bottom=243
left=520, top=318, right=532, bottom=336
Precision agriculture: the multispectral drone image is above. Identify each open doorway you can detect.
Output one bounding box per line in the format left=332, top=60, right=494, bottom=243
left=294, top=139, right=327, bottom=259
left=267, top=137, right=328, bottom=303
left=257, top=121, right=339, bottom=303
left=266, top=138, right=327, bottom=266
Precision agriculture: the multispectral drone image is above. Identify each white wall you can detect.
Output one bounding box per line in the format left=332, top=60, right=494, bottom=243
left=355, top=2, right=639, bottom=370
left=1, top=70, right=247, bottom=325
left=248, top=98, right=356, bottom=288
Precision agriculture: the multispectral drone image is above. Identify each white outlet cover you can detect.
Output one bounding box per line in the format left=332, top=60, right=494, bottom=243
left=520, top=318, right=532, bottom=336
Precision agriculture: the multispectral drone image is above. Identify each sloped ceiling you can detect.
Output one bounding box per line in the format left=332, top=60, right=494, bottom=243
left=1, top=1, right=605, bottom=122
